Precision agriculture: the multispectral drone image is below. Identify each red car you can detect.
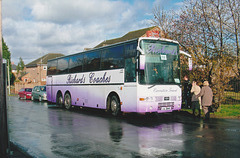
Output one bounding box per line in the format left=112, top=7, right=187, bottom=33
left=18, top=88, right=32, bottom=100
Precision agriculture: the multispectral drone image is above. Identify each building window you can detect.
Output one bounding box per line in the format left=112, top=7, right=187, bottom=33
left=43, top=66, right=47, bottom=70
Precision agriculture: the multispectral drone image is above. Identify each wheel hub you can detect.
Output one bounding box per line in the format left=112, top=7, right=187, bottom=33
left=111, top=100, right=117, bottom=112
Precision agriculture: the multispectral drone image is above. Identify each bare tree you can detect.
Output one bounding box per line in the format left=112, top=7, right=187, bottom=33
left=152, top=0, right=239, bottom=109
left=227, top=0, right=240, bottom=77
left=152, top=6, right=175, bottom=38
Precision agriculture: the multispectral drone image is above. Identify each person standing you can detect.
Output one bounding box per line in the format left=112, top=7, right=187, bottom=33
left=191, top=80, right=201, bottom=117
left=183, top=75, right=192, bottom=108
left=196, top=81, right=213, bottom=120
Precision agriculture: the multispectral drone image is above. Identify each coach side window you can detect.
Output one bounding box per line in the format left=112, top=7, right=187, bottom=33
left=125, top=58, right=136, bottom=82
left=47, top=60, right=57, bottom=76
left=83, top=51, right=101, bottom=71
left=69, top=54, right=83, bottom=73
left=101, top=45, right=124, bottom=70
left=124, top=42, right=137, bottom=58
left=124, top=42, right=137, bottom=82
left=57, top=57, right=69, bottom=74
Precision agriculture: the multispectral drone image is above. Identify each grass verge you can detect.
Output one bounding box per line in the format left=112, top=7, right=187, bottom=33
left=212, top=104, right=240, bottom=119
left=181, top=104, right=240, bottom=119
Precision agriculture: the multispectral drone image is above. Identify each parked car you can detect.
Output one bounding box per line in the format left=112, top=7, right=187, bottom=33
left=18, top=88, right=32, bottom=100
left=31, top=86, right=47, bottom=102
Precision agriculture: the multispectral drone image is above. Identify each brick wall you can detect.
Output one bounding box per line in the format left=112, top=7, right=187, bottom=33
left=25, top=64, right=47, bottom=83
left=14, top=64, right=47, bottom=93
left=14, top=82, right=40, bottom=94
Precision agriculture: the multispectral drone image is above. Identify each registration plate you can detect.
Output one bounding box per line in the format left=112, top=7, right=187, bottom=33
left=161, top=107, right=171, bottom=110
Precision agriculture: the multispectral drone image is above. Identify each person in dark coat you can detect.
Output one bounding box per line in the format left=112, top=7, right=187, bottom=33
left=183, top=75, right=192, bottom=108
left=196, top=81, right=213, bottom=120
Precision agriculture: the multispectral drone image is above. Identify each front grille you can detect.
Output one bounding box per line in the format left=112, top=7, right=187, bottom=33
left=158, top=102, right=174, bottom=107
left=155, top=96, right=177, bottom=102
left=158, top=102, right=174, bottom=110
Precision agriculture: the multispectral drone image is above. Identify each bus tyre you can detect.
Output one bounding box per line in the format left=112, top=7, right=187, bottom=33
left=64, top=93, right=72, bottom=110
left=110, top=95, right=121, bottom=116
left=57, top=95, right=63, bottom=108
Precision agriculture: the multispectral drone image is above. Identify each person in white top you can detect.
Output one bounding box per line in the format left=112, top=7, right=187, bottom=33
left=191, top=80, right=201, bottom=117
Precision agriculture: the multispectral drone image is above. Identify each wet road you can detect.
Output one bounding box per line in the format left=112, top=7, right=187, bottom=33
left=7, top=96, right=240, bottom=158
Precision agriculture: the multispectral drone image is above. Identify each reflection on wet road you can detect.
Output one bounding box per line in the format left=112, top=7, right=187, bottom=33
left=7, top=96, right=240, bottom=158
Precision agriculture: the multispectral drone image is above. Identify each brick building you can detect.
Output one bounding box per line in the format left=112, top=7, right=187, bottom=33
left=14, top=53, right=64, bottom=93
left=25, top=53, right=64, bottom=85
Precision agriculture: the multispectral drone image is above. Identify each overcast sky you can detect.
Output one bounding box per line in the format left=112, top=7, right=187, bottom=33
left=2, top=0, right=183, bottom=65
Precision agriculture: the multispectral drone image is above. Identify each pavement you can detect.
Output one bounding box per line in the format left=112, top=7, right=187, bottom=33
left=9, top=142, right=32, bottom=158
left=5, top=110, right=217, bottom=158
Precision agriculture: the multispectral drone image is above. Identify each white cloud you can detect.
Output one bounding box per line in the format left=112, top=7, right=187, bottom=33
left=31, top=0, right=128, bottom=24
left=153, top=0, right=184, bottom=10
left=174, top=2, right=184, bottom=7
left=2, top=0, right=157, bottom=64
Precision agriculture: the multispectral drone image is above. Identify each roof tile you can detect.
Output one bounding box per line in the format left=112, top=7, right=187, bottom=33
left=26, top=53, right=64, bottom=67
left=94, top=26, right=158, bottom=48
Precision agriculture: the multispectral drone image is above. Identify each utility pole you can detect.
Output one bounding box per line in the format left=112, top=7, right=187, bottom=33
left=40, top=57, right=42, bottom=85
left=0, top=0, right=10, bottom=157
left=8, top=59, right=10, bottom=95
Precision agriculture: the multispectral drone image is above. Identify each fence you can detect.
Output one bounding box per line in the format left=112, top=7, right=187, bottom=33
left=14, top=82, right=40, bottom=94
left=224, top=80, right=240, bottom=105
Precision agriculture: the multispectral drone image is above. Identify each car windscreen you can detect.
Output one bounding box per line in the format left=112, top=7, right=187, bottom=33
left=40, top=86, right=46, bottom=91
left=25, top=88, right=32, bottom=92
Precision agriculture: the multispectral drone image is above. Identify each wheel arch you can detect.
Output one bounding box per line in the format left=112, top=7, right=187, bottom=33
left=64, top=90, right=71, bottom=98
left=56, top=90, right=63, bottom=99
left=106, top=91, right=121, bottom=111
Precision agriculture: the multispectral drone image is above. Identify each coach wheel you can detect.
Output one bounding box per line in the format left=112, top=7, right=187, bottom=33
left=64, top=93, right=72, bottom=110
left=57, top=94, right=63, bottom=107
left=110, top=95, right=121, bottom=116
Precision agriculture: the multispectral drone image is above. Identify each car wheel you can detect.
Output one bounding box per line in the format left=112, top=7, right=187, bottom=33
left=18, top=95, right=21, bottom=99
left=39, top=96, right=42, bottom=102
left=110, top=95, right=121, bottom=116
left=24, top=95, right=26, bottom=100
left=64, top=93, right=72, bottom=110
left=31, top=96, right=34, bottom=101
